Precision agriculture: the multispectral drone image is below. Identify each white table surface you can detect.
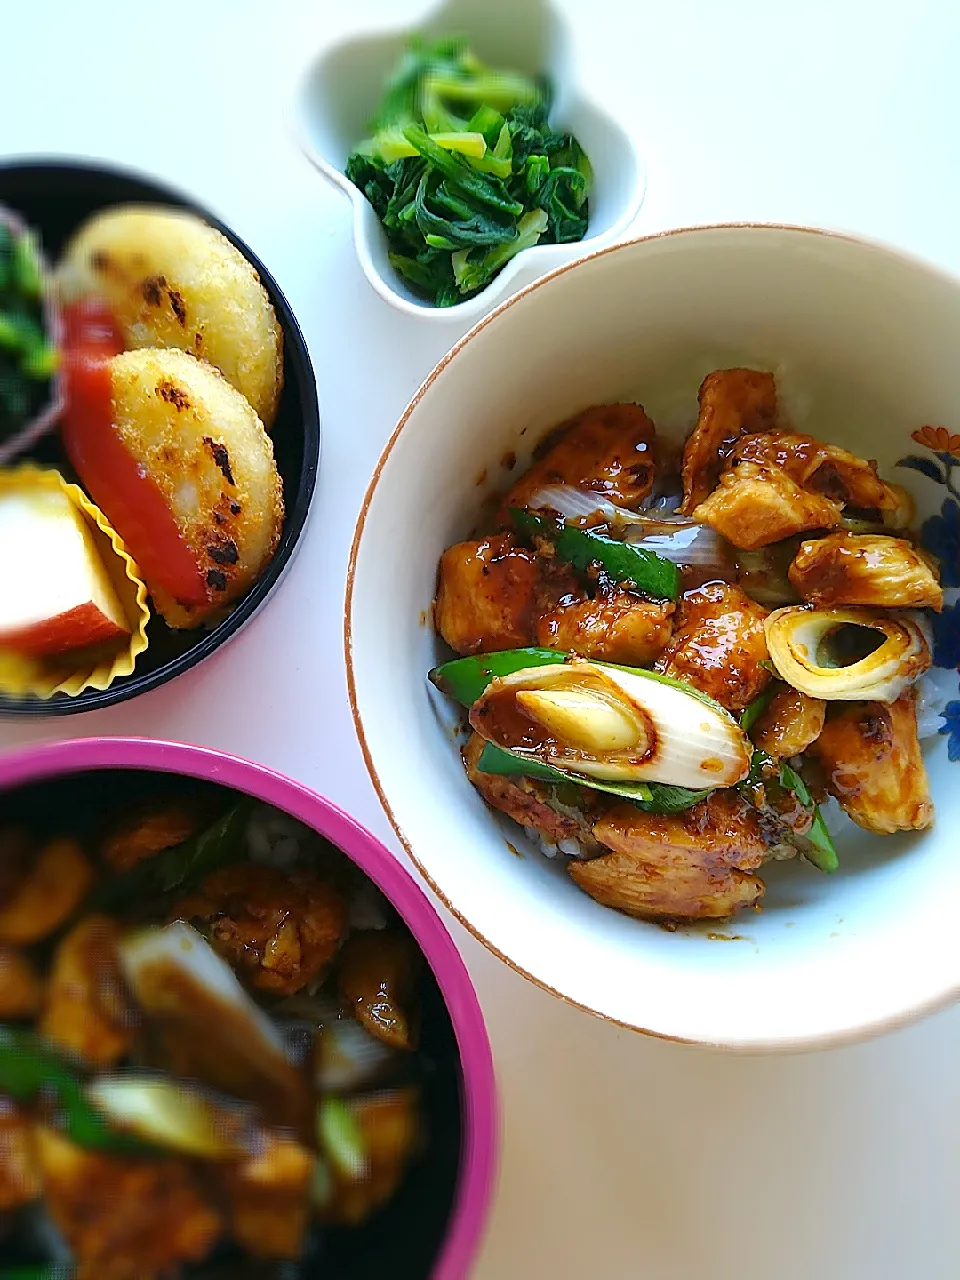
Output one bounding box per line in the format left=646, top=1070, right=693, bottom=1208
left=3, top=1, right=960, bottom=1276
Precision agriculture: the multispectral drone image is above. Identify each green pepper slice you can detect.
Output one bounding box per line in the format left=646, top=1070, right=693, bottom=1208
left=429, top=647, right=567, bottom=707
left=0, top=1028, right=144, bottom=1152
left=510, top=507, right=680, bottom=601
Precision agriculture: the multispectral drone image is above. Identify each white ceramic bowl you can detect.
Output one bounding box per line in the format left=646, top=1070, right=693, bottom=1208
left=293, top=0, right=645, bottom=321
left=347, top=224, right=960, bottom=1051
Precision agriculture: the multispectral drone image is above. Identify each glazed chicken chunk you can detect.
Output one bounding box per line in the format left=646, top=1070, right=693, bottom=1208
left=575, top=790, right=769, bottom=921
left=0, top=1100, right=40, bottom=1212
left=694, top=432, right=911, bottom=550
left=810, top=691, right=933, bottom=834
left=693, top=460, right=844, bottom=550
left=36, top=1126, right=220, bottom=1280
left=320, top=1089, right=420, bottom=1227
left=222, top=1133, right=315, bottom=1260
left=39, top=915, right=137, bottom=1067
left=752, top=688, right=826, bottom=759
left=731, top=431, right=906, bottom=514
left=654, top=583, right=771, bottom=710
left=463, top=732, right=604, bottom=853
left=0, top=836, right=94, bottom=946
left=0, top=946, right=44, bottom=1020
left=788, top=532, right=943, bottom=611
left=100, top=797, right=211, bottom=871
left=338, top=930, right=421, bottom=1051
left=174, top=864, right=347, bottom=996
left=679, top=368, right=778, bottom=512
left=501, top=402, right=659, bottom=516
left=434, top=533, right=579, bottom=656
left=536, top=591, right=675, bottom=666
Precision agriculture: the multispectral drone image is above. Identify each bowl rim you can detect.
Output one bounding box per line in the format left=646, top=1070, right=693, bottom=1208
left=345, top=219, right=960, bottom=1052
left=290, top=0, right=647, bottom=322
left=0, top=736, right=498, bottom=1277
left=0, top=157, right=322, bottom=717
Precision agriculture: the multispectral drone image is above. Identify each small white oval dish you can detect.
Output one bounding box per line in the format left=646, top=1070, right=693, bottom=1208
left=293, top=0, right=646, bottom=322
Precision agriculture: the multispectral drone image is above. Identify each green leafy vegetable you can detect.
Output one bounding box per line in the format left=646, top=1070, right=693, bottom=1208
left=743, top=751, right=839, bottom=873
left=0, top=1027, right=147, bottom=1152
left=88, top=801, right=252, bottom=911
left=739, top=686, right=776, bottom=735
left=476, top=744, right=712, bottom=813
left=476, top=741, right=654, bottom=801
left=0, top=220, right=57, bottom=439
left=429, top=646, right=567, bottom=707
left=510, top=507, right=680, bottom=601
left=345, top=36, right=591, bottom=304
left=641, top=783, right=714, bottom=814
left=778, top=760, right=839, bottom=873
left=805, top=808, right=839, bottom=873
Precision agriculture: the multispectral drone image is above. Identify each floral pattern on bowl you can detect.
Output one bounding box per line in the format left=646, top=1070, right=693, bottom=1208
left=292, top=0, right=645, bottom=321
left=897, top=426, right=960, bottom=754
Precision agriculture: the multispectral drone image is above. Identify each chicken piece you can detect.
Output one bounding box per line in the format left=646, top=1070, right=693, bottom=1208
left=0, top=827, right=31, bottom=900
left=39, top=915, right=136, bottom=1067
left=100, top=797, right=211, bottom=871
left=575, top=790, right=769, bottom=921
left=679, top=368, right=778, bottom=513
left=338, top=930, right=421, bottom=1052
left=222, top=1133, right=314, bottom=1260
left=810, top=691, right=933, bottom=834
left=501, top=403, right=658, bottom=518
left=36, top=1126, right=220, bottom=1280
left=0, top=1100, right=40, bottom=1212
left=788, top=532, right=943, bottom=611
left=434, top=533, right=576, bottom=656
left=731, top=431, right=902, bottom=513
left=753, top=688, right=826, bottom=759
left=320, top=1089, right=420, bottom=1227
left=463, top=731, right=605, bottom=853
left=694, top=461, right=843, bottom=550
left=174, top=864, right=347, bottom=996
left=536, top=591, right=675, bottom=666
left=0, top=837, right=94, bottom=946
left=0, top=946, right=43, bottom=1019
left=654, top=583, right=771, bottom=710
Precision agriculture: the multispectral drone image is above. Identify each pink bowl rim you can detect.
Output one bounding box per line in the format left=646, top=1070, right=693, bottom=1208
left=0, top=736, right=498, bottom=1280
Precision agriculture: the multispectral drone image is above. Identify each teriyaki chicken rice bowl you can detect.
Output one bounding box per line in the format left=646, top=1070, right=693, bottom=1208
left=430, top=367, right=946, bottom=924
left=0, top=771, right=461, bottom=1278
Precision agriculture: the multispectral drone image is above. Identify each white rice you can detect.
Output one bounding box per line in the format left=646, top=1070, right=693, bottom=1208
left=916, top=666, right=956, bottom=740
left=523, top=824, right=586, bottom=861
left=246, top=805, right=304, bottom=870
left=245, top=803, right=389, bottom=929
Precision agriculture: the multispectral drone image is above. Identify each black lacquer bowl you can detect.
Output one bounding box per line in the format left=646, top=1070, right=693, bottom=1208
left=0, top=161, right=320, bottom=716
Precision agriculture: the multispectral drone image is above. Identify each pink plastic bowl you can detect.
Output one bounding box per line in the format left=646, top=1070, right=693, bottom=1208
left=0, top=737, right=497, bottom=1279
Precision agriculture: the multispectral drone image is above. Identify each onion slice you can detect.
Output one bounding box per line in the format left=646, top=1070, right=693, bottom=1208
left=527, top=484, right=730, bottom=570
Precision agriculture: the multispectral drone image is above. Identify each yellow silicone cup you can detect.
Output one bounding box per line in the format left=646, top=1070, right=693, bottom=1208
left=0, top=466, right=150, bottom=699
